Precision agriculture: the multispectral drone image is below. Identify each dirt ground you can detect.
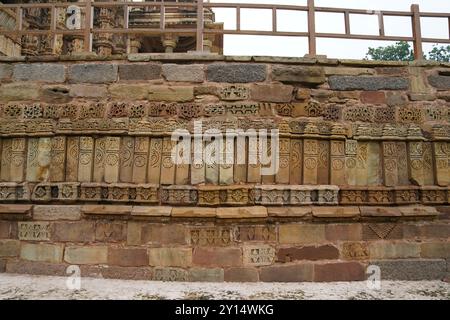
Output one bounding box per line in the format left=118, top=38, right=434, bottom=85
left=0, top=273, right=449, bottom=300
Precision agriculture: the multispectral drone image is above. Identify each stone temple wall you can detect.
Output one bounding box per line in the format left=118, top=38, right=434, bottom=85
left=0, top=54, right=449, bottom=282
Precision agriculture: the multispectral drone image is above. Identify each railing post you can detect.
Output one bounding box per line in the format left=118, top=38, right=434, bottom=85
left=196, top=0, right=204, bottom=52
left=411, top=4, right=423, bottom=60
left=307, top=0, right=316, bottom=56
left=84, top=0, right=92, bottom=52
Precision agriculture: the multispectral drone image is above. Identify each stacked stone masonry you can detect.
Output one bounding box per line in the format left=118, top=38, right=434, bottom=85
left=0, top=54, right=449, bottom=281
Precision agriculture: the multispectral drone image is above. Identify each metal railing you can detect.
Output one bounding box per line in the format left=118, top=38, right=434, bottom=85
left=0, top=0, right=449, bottom=58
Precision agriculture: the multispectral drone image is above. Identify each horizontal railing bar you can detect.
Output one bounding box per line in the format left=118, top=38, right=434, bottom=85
left=422, top=37, right=450, bottom=43
left=204, top=3, right=308, bottom=11
left=204, top=29, right=309, bottom=37
left=92, top=28, right=198, bottom=35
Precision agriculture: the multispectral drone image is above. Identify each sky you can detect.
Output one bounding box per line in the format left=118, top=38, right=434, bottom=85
left=206, top=0, right=450, bottom=58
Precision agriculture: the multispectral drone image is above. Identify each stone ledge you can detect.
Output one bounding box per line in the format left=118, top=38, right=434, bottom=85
left=0, top=203, right=445, bottom=220
left=1, top=55, right=448, bottom=68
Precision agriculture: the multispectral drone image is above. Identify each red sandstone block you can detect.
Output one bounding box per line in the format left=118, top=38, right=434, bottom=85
left=259, top=264, right=314, bottom=282
left=108, top=247, right=149, bottom=267
left=420, top=224, right=450, bottom=239
left=6, top=259, right=67, bottom=276
left=277, top=245, right=339, bottom=262
left=0, top=221, right=14, bottom=239
left=360, top=91, right=386, bottom=104
left=141, top=224, right=187, bottom=245
left=314, top=262, right=366, bottom=282
left=95, top=222, right=127, bottom=242
left=193, top=247, right=242, bottom=267
left=102, top=266, right=153, bottom=280
left=224, top=267, right=259, bottom=282
left=421, top=242, right=450, bottom=258
left=52, top=221, right=95, bottom=242
left=325, top=224, right=362, bottom=241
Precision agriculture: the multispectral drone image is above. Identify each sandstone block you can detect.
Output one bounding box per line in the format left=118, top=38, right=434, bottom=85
left=33, top=205, right=81, bottom=221
left=6, top=260, right=66, bottom=276
left=171, top=207, right=216, bottom=218
left=69, top=84, right=108, bottom=98
left=189, top=268, right=224, bottom=282
left=0, top=64, right=13, bottom=79
left=314, top=262, right=366, bottom=282
left=0, top=239, right=20, bottom=257
left=277, top=245, right=339, bottom=262
left=95, top=222, right=126, bottom=242
left=64, top=245, right=108, bottom=264
left=326, top=224, right=362, bottom=243
left=141, top=224, right=187, bottom=245
left=216, top=207, right=268, bottom=219
left=0, top=83, right=40, bottom=101
left=369, top=242, right=420, bottom=259
left=68, top=64, right=118, bottom=83
left=224, top=267, right=259, bottom=282
left=360, top=91, right=386, bottom=104
left=101, top=266, right=152, bottom=280
left=119, top=63, right=162, bottom=80
left=82, top=205, right=132, bottom=216
left=312, top=207, right=360, bottom=218
left=52, top=222, right=95, bottom=242
left=207, top=64, right=266, bottom=83
left=279, top=224, right=326, bottom=244
left=271, top=65, right=325, bottom=85
left=148, top=247, right=193, bottom=267
left=162, top=64, right=205, bottom=82
left=341, top=242, right=369, bottom=260
left=131, top=206, right=172, bottom=217
left=13, top=63, right=65, bottom=82
left=324, top=67, right=375, bottom=76
left=193, top=247, right=242, bottom=267
left=259, top=264, right=314, bottom=282
left=108, top=248, right=148, bottom=267
left=108, top=84, right=148, bottom=100
left=0, top=221, right=15, bottom=239
left=250, top=84, right=293, bottom=102
left=421, top=242, right=450, bottom=258
left=21, top=243, right=64, bottom=263
left=148, top=86, right=194, bottom=102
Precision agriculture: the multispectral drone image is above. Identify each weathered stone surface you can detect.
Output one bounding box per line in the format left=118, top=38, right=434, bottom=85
left=95, top=222, right=126, bottom=242
left=216, top=207, right=268, bottom=219
left=324, top=67, right=375, bottom=76
left=0, top=259, right=5, bottom=272
left=277, top=245, right=339, bottom=262
left=40, top=85, right=72, bottom=103
left=108, top=84, right=148, bottom=100
left=341, top=242, right=369, bottom=260
left=189, top=268, right=224, bottom=282
left=6, top=260, right=67, bottom=276
left=372, top=259, right=446, bottom=280
left=0, top=239, right=20, bottom=257
left=162, top=64, right=204, bottom=82
left=243, top=245, right=275, bottom=266
left=153, top=267, right=188, bottom=281
left=33, top=205, right=81, bottom=221
left=148, top=247, right=192, bottom=267
left=360, top=91, right=386, bottom=104
left=52, top=222, right=95, bottom=242
left=325, top=224, right=362, bottom=241
left=314, top=262, right=366, bottom=282
left=360, top=207, right=401, bottom=217
left=101, top=266, right=152, bottom=280
left=148, top=86, right=194, bottom=102
left=13, top=63, right=65, bottom=82
left=141, top=224, right=187, bottom=245
left=193, top=247, right=242, bottom=267
left=119, top=64, right=162, bottom=80
left=0, top=221, right=15, bottom=239
left=428, top=75, right=450, bottom=90
left=0, top=64, right=13, bottom=79
left=21, top=243, right=64, bottom=263
left=421, top=243, right=450, bottom=258
left=131, top=206, right=172, bottom=217
left=207, top=64, right=266, bottom=83
left=172, top=207, right=216, bottom=218
left=69, top=84, right=108, bottom=98
left=386, top=92, right=408, bottom=106
left=279, top=224, right=326, bottom=244
left=82, top=205, right=132, bottom=216
left=267, top=207, right=311, bottom=217
left=0, top=82, right=40, bottom=101
left=18, top=222, right=50, bottom=241
left=312, top=207, right=360, bottom=218
left=108, top=248, right=148, bottom=267
left=271, top=65, right=325, bottom=85
left=328, top=76, right=408, bottom=90
left=224, top=267, right=259, bottom=282
left=250, top=84, right=293, bottom=102
left=408, top=93, right=436, bottom=101
left=369, top=242, right=420, bottom=259
left=259, top=264, right=314, bottom=282
left=68, top=64, right=118, bottom=83
left=64, top=246, right=108, bottom=264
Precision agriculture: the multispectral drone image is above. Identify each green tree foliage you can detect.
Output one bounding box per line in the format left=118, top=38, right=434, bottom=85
left=365, top=41, right=450, bottom=62
left=428, top=45, right=450, bottom=62
left=365, top=41, right=414, bottom=61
